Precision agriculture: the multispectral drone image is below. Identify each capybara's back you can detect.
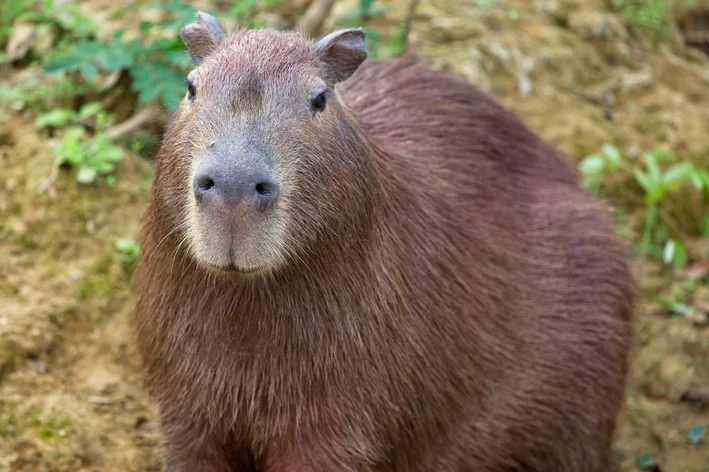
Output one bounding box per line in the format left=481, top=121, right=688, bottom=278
left=133, top=11, right=633, bottom=472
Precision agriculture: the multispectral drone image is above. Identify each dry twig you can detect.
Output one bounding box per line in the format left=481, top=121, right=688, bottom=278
left=297, top=0, right=338, bottom=38
left=401, top=0, right=420, bottom=50
left=105, top=104, right=164, bottom=141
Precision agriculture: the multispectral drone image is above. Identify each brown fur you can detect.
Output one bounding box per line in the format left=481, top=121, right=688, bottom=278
left=133, top=16, right=633, bottom=472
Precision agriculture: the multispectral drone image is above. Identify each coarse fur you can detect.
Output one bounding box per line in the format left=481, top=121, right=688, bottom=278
left=133, top=12, right=634, bottom=472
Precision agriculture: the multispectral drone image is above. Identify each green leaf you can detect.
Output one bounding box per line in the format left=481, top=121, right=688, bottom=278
left=76, top=166, right=98, bottom=184
left=636, top=452, right=655, bottom=469
left=674, top=241, right=687, bottom=269
left=671, top=302, right=695, bottom=318
left=652, top=147, right=673, bottom=162
left=44, top=53, right=84, bottom=73
left=35, top=109, right=77, bottom=129
left=662, top=162, right=694, bottom=185
left=79, top=62, right=98, bottom=81
left=635, top=170, right=652, bottom=193
left=602, top=145, right=622, bottom=167
left=690, top=171, right=704, bottom=190
left=162, top=89, right=183, bottom=111
left=78, top=102, right=103, bottom=120
left=115, top=239, right=140, bottom=260
left=95, top=43, right=134, bottom=72
left=75, top=42, right=104, bottom=56
left=137, top=83, right=162, bottom=104
left=139, top=20, right=154, bottom=33
left=698, top=170, right=709, bottom=189
left=578, top=155, right=606, bottom=176
left=644, top=153, right=661, bottom=183
left=688, top=423, right=707, bottom=445
left=663, top=239, right=676, bottom=265
left=663, top=239, right=687, bottom=269
left=100, top=147, right=123, bottom=163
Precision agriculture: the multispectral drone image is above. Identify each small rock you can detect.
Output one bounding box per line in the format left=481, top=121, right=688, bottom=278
left=30, top=356, right=47, bottom=373
left=518, top=75, right=533, bottom=96
left=87, top=396, right=111, bottom=405
left=6, top=22, right=35, bottom=62
left=691, top=311, right=708, bottom=326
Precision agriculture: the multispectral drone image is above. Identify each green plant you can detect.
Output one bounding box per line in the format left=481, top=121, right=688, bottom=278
left=29, top=411, right=72, bottom=444
left=662, top=238, right=687, bottom=271
left=1, top=0, right=97, bottom=63
left=115, top=239, right=140, bottom=264
left=335, top=0, right=406, bottom=59
left=611, top=0, right=698, bottom=43
left=50, top=111, right=123, bottom=186
left=579, top=145, right=709, bottom=268
left=636, top=451, right=656, bottom=470
left=634, top=148, right=709, bottom=255
left=44, top=30, right=189, bottom=111
left=225, top=0, right=284, bottom=27
left=688, top=423, right=707, bottom=445
left=578, top=143, right=624, bottom=194
left=35, top=102, right=102, bottom=129
left=43, top=1, right=285, bottom=111
left=43, top=0, right=203, bottom=110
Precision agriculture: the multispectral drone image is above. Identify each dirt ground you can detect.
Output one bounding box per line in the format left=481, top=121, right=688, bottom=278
left=1, top=0, right=709, bottom=471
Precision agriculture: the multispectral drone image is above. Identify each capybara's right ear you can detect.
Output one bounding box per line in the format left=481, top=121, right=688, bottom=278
left=181, top=11, right=226, bottom=65
left=315, top=28, right=367, bottom=84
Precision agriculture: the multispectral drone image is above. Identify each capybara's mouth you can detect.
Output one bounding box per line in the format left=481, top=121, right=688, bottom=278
left=204, top=262, right=260, bottom=275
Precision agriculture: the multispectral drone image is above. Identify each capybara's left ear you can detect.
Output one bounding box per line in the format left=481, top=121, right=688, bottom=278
left=315, top=28, right=367, bottom=84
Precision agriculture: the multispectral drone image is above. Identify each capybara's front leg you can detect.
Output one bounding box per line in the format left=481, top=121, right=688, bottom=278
left=164, top=456, right=226, bottom=472
left=165, top=456, right=229, bottom=472
left=160, top=425, right=248, bottom=472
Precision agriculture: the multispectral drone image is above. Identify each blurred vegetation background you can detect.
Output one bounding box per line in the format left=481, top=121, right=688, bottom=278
left=1, top=0, right=709, bottom=471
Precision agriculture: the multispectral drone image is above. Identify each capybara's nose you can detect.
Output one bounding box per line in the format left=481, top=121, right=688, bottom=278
left=193, top=167, right=279, bottom=212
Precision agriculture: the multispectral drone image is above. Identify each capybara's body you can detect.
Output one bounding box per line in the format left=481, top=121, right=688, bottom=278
left=133, top=12, right=633, bottom=472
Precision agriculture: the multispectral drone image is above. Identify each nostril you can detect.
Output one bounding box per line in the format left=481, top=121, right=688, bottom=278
left=196, top=175, right=215, bottom=192
left=255, top=181, right=274, bottom=196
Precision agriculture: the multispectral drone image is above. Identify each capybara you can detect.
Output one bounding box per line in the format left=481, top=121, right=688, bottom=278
left=132, top=11, right=633, bottom=472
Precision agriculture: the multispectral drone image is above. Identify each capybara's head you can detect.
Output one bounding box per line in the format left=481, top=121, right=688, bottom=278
left=159, top=12, right=372, bottom=275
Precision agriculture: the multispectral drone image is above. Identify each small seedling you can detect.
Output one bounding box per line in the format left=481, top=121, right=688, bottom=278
left=55, top=127, right=122, bottom=185
left=578, top=143, right=624, bottom=193
left=579, top=144, right=708, bottom=270
left=115, top=239, right=140, bottom=264
left=35, top=102, right=102, bottom=129
left=612, top=0, right=700, bottom=43
left=688, top=423, right=707, bottom=445
left=636, top=451, right=656, bottom=469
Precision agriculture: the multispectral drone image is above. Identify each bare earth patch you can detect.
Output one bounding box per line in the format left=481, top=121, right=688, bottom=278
left=1, top=1, right=709, bottom=471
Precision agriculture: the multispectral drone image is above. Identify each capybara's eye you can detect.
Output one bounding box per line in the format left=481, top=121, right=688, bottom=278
left=183, top=78, right=197, bottom=101
left=310, top=91, right=327, bottom=112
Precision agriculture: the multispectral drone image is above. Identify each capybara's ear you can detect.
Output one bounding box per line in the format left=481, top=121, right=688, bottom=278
left=181, top=11, right=226, bottom=65
left=315, top=28, right=367, bottom=84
